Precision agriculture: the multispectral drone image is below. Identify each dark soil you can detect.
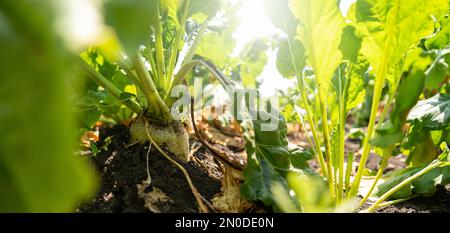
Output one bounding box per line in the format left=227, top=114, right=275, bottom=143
left=78, top=124, right=223, bottom=213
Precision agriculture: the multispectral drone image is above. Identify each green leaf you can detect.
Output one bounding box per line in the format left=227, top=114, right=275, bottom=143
left=289, top=147, right=313, bottom=169
left=406, top=127, right=439, bottom=166
left=240, top=154, right=293, bottom=207
left=262, top=0, right=298, bottom=36
left=286, top=171, right=331, bottom=212
left=425, top=15, right=450, bottom=50
left=376, top=143, right=450, bottom=199
left=371, top=73, right=426, bottom=147
left=263, top=0, right=306, bottom=86
left=195, top=33, right=234, bottom=68
left=353, top=0, right=449, bottom=87
left=376, top=165, right=450, bottom=199
left=276, top=39, right=306, bottom=78
left=161, top=15, right=179, bottom=62
left=339, top=25, right=362, bottom=63
left=425, top=50, right=450, bottom=91
left=0, top=1, right=96, bottom=212
left=81, top=48, right=118, bottom=78
left=104, top=0, right=154, bottom=54
left=73, top=93, right=102, bottom=129
left=240, top=111, right=310, bottom=208
left=346, top=58, right=369, bottom=110
left=289, top=0, right=346, bottom=92
left=161, top=0, right=180, bottom=22
left=408, top=93, right=450, bottom=130
left=238, top=39, right=270, bottom=87
left=439, top=142, right=450, bottom=162
left=187, top=0, right=221, bottom=20
left=252, top=112, right=291, bottom=169
left=331, top=58, right=369, bottom=112
left=160, top=0, right=220, bottom=30
left=194, top=6, right=238, bottom=69
left=77, top=49, right=134, bottom=125
left=375, top=167, right=420, bottom=199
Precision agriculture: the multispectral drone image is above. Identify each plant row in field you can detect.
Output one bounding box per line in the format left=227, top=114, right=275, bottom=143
left=3, top=0, right=450, bottom=212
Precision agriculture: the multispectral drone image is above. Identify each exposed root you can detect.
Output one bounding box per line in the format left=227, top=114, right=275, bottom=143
left=211, top=164, right=252, bottom=213
left=145, top=143, right=152, bottom=185
left=143, top=120, right=209, bottom=213
left=190, top=97, right=245, bottom=171
left=189, top=141, right=202, bottom=157
left=126, top=141, right=140, bottom=148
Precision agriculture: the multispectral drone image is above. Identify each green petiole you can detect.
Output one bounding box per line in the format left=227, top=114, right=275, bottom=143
left=365, top=160, right=450, bottom=212
left=79, top=59, right=142, bottom=114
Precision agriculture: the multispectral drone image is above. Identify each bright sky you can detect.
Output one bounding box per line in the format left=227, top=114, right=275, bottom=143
left=57, top=0, right=103, bottom=51
left=233, top=0, right=356, bottom=50
left=232, top=0, right=356, bottom=96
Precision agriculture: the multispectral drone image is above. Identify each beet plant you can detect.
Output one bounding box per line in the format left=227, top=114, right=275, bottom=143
left=74, top=0, right=247, bottom=212
left=79, top=0, right=225, bottom=162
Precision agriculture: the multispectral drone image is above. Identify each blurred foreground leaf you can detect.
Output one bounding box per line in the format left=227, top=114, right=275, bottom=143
left=0, top=1, right=96, bottom=212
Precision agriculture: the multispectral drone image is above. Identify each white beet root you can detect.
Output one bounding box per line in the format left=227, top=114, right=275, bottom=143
left=129, top=115, right=190, bottom=162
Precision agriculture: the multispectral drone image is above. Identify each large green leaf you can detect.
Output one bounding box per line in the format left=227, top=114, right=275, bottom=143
left=240, top=111, right=311, bottom=207
left=195, top=3, right=239, bottom=68
left=353, top=0, right=450, bottom=87
left=408, top=93, right=450, bottom=130
left=195, top=32, right=235, bottom=68
left=104, top=0, right=154, bottom=54
left=0, top=1, right=96, bottom=212
left=276, top=39, right=306, bottom=78
left=289, top=0, right=346, bottom=91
